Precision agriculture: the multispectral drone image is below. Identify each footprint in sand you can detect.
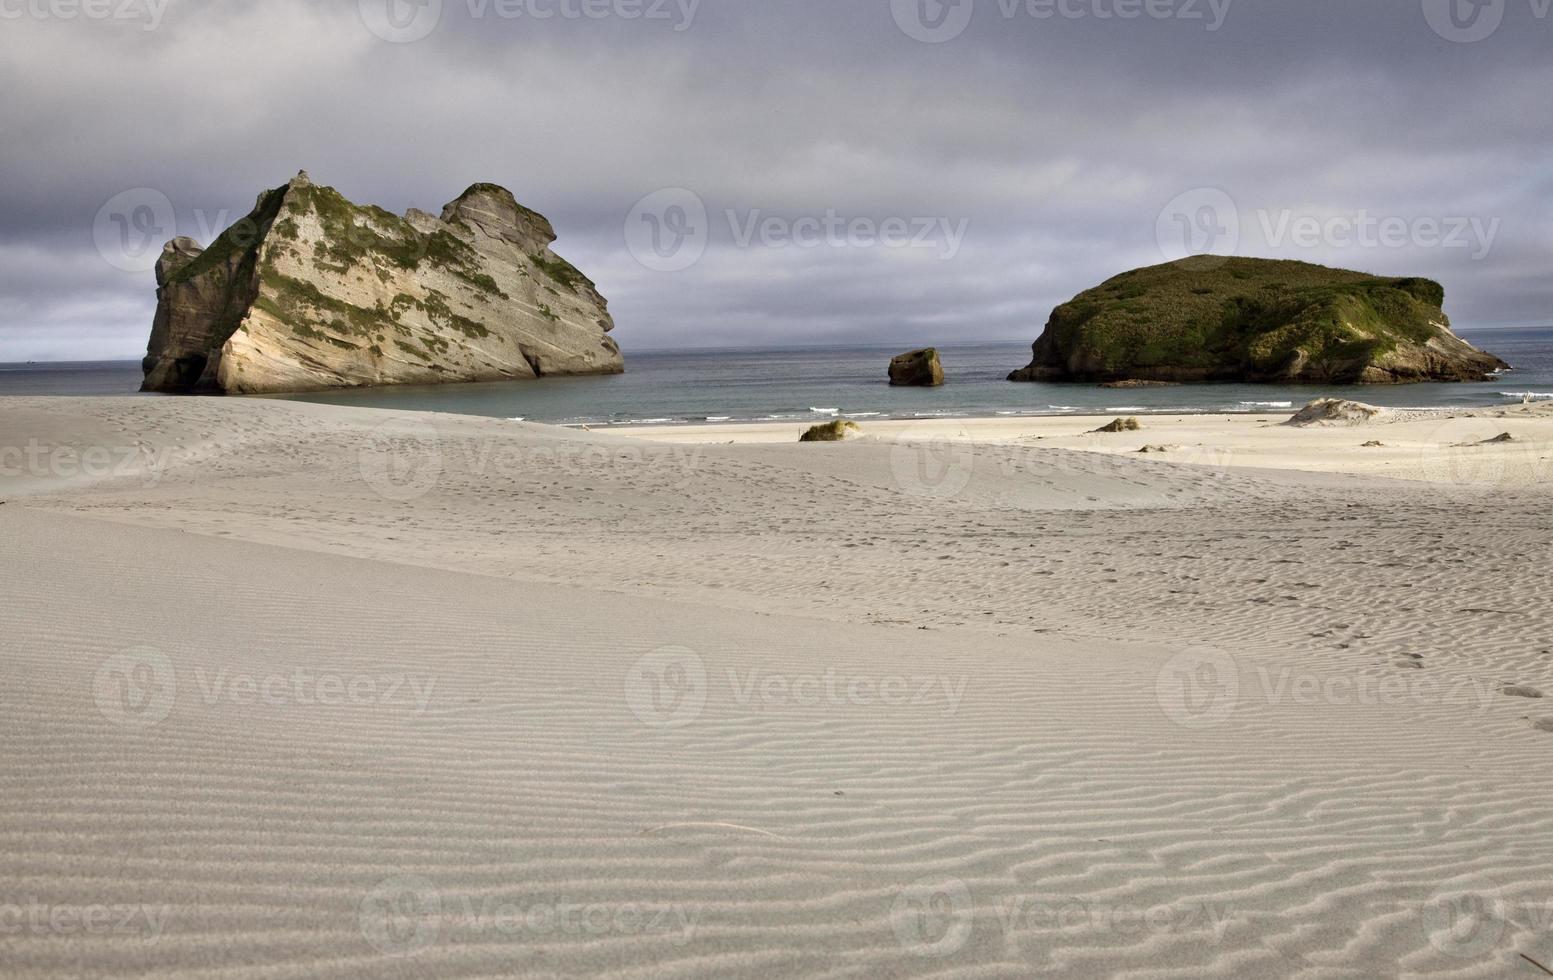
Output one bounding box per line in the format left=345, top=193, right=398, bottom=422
left=1532, top=718, right=1553, bottom=733
left=1502, top=685, right=1544, bottom=699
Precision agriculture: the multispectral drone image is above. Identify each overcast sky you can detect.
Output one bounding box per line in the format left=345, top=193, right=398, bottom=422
left=2, top=0, right=1549, bottom=361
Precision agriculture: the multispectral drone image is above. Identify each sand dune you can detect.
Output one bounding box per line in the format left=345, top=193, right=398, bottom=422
left=3, top=396, right=1552, bottom=977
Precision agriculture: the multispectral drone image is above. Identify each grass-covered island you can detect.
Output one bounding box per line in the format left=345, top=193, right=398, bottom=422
left=1009, top=257, right=1507, bottom=384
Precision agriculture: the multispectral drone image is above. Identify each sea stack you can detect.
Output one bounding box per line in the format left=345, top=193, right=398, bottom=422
left=141, top=173, right=623, bottom=394
left=1009, top=257, right=1506, bottom=385
left=889, top=348, right=945, bottom=387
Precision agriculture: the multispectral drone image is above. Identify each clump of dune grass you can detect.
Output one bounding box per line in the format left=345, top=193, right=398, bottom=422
left=799, top=420, right=861, bottom=443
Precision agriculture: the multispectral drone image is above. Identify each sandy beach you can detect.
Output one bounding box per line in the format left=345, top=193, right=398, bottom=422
left=621, top=403, right=1553, bottom=486
left=3, top=394, right=1553, bottom=977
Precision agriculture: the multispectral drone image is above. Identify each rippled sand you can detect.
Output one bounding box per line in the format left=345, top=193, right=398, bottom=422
left=2, top=395, right=1551, bottom=978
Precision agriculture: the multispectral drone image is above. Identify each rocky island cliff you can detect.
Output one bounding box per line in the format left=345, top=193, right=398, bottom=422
left=1009, top=257, right=1506, bottom=385
left=142, top=173, right=622, bottom=394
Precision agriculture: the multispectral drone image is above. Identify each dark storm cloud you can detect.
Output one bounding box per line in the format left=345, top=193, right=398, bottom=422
left=1, top=0, right=1549, bottom=360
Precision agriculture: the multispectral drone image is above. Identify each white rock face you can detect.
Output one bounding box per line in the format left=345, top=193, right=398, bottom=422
left=142, top=172, right=623, bottom=394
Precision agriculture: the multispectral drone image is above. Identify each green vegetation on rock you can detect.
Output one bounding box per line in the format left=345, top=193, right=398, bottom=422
left=163, top=188, right=287, bottom=287
left=800, top=420, right=862, bottom=442
left=1008, top=257, right=1506, bottom=384
left=255, top=272, right=382, bottom=338
left=529, top=252, right=588, bottom=293
left=1093, top=417, right=1141, bottom=433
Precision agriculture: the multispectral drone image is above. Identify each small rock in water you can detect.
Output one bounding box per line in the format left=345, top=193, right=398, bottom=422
left=888, top=348, right=945, bottom=387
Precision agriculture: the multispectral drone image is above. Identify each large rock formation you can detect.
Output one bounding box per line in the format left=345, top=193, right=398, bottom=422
left=888, top=348, right=945, bottom=387
left=1009, top=257, right=1507, bottom=385
left=142, top=173, right=623, bottom=394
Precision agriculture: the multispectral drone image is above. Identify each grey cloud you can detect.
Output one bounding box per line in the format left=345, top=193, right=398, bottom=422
left=1, top=0, right=1548, bottom=361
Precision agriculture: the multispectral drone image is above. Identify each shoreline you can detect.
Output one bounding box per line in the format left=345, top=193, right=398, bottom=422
left=614, top=402, right=1553, bottom=484
left=553, top=394, right=1544, bottom=428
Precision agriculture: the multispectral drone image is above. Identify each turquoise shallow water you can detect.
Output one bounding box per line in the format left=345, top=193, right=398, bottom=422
left=5, top=327, right=1552, bottom=426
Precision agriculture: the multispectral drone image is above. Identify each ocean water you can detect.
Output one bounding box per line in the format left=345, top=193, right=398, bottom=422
left=0, top=360, right=144, bottom=396
left=5, top=327, right=1552, bottom=426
